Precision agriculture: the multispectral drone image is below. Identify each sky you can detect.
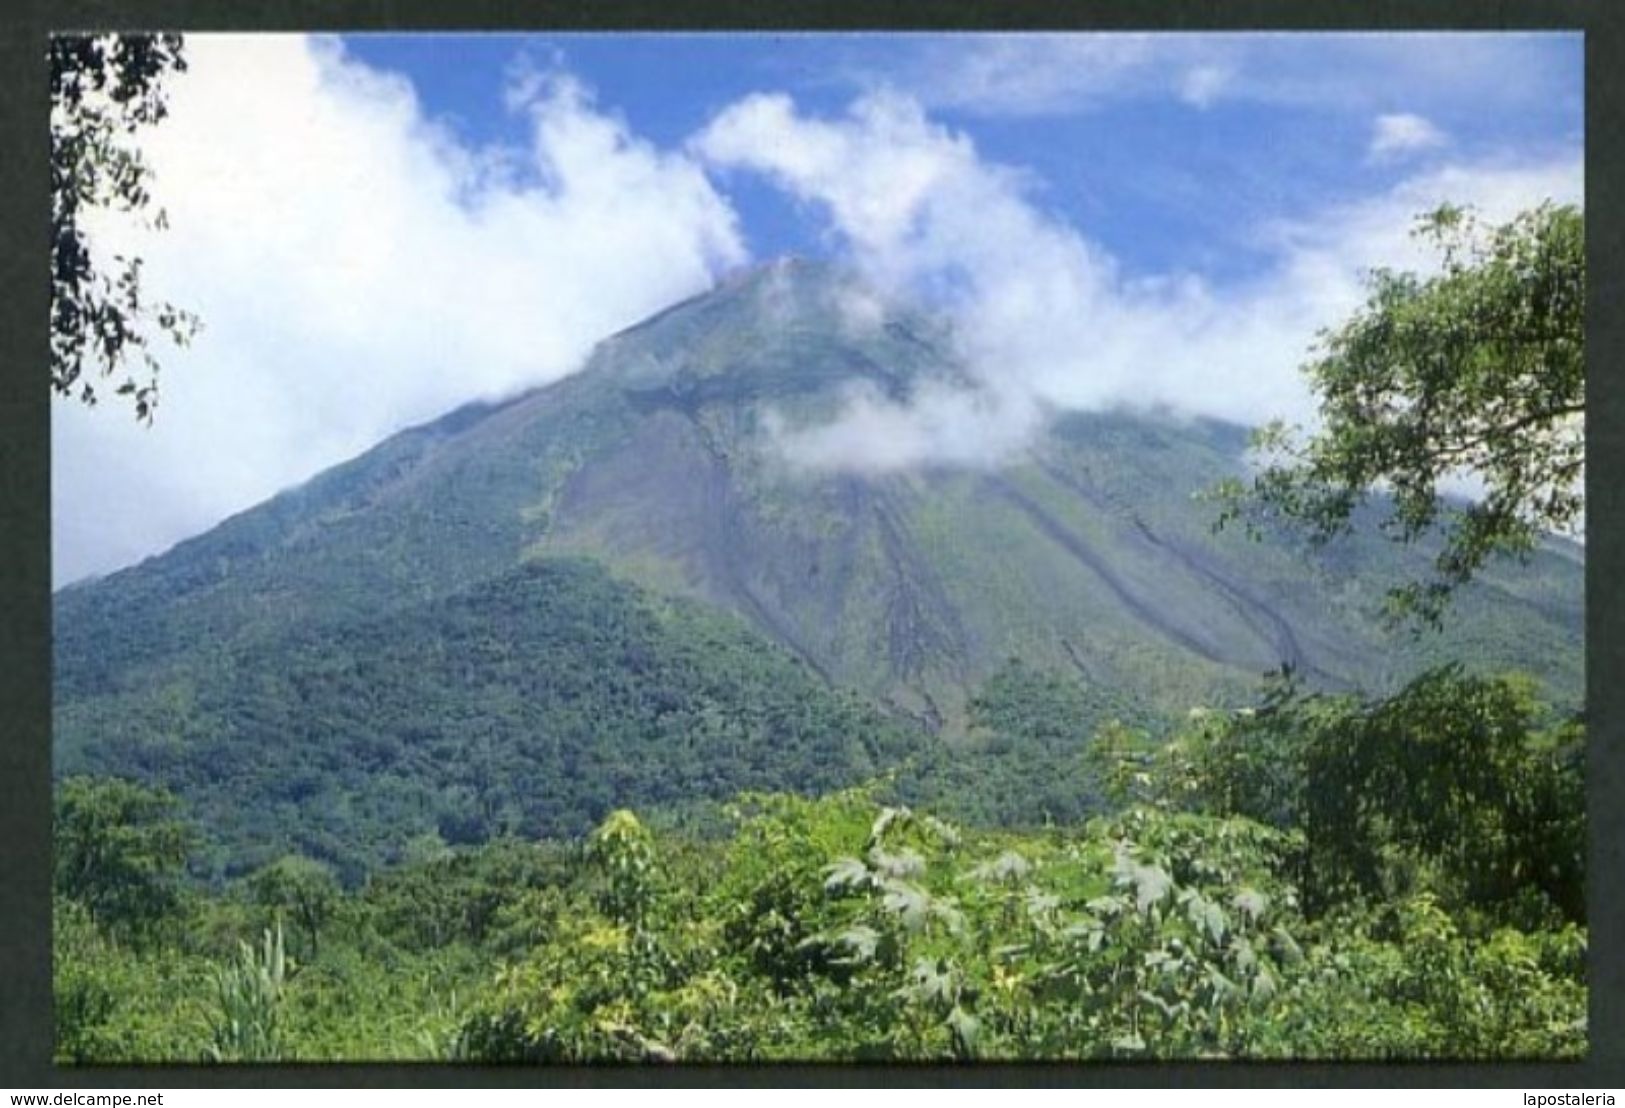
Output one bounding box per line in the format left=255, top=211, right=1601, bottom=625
left=53, top=32, right=1584, bottom=586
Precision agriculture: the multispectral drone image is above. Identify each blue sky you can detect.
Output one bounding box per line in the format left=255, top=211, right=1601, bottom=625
left=341, top=32, right=1582, bottom=280
left=54, top=32, right=1583, bottom=584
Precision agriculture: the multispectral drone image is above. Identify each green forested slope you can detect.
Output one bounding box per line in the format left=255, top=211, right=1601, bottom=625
left=56, top=559, right=924, bottom=881
left=54, top=666, right=1586, bottom=1063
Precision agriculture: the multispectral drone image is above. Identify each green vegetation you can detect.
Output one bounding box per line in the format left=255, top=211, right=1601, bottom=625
left=55, top=666, right=1585, bottom=1063
left=1216, top=203, right=1584, bottom=625
left=50, top=216, right=1586, bottom=1063
left=248, top=857, right=341, bottom=959
left=52, top=258, right=1582, bottom=894
left=59, top=558, right=925, bottom=881
left=51, top=33, right=200, bottom=421
left=53, top=776, right=194, bottom=942
left=205, top=923, right=291, bottom=1063
left=896, top=657, right=1161, bottom=828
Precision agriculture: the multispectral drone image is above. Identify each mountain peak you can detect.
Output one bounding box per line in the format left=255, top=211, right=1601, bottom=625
left=716, top=253, right=825, bottom=286
left=700, top=254, right=874, bottom=322
left=580, top=254, right=959, bottom=403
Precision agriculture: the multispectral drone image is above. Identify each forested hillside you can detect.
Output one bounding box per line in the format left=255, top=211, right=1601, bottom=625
left=57, top=559, right=924, bottom=881
left=55, top=667, right=1585, bottom=1062
left=55, top=264, right=1582, bottom=739
left=53, top=261, right=1584, bottom=887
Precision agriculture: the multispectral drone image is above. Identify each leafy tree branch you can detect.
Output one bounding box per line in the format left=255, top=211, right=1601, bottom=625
left=1214, top=202, right=1583, bottom=626
left=51, top=32, right=200, bottom=422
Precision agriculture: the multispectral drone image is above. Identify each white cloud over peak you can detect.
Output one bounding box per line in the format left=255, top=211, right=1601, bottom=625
left=54, top=34, right=746, bottom=586
left=694, top=89, right=1580, bottom=475
left=1369, top=112, right=1449, bottom=161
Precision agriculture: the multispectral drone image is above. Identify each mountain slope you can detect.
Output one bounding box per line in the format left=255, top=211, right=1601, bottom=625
left=53, top=257, right=1584, bottom=870
left=55, top=260, right=1582, bottom=719
left=56, top=558, right=923, bottom=880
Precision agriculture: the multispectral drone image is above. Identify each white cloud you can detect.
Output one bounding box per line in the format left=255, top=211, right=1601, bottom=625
left=54, top=34, right=747, bottom=586
left=1369, top=112, right=1449, bottom=161
left=900, top=34, right=1159, bottom=116
left=770, top=380, right=1045, bottom=473
left=694, top=89, right=1581, bottom=475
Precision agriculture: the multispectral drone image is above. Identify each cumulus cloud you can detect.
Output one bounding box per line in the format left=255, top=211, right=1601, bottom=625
left=694, top=89, right=1580, bottom=475
left=769, top=380, right=1044, bottom=473
left=1368, top=112, right=1449, bottom=161
left=54, top=34, right=746, bottom=585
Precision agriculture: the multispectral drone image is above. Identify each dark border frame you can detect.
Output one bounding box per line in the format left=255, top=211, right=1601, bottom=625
left=4, top=1, right=1621, bottom=1089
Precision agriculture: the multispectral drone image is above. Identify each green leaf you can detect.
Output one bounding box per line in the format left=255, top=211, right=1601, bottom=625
left=868, top=806, right=911, bottom=846
left=831, top=924, right=881, bottom=964
left=823, top=857, right=871, bottom=893
left=1111, top=1032, right=1147, bottom=1054
left=1270, top=926, right=1304, bottom=966
left=1251, top=963, right=1278, bottom=1001
left=881, top=879, right=932, bottom=933
left=1113, top=849, right=1173, bottom=915
left=868, top=847, right=926, bottom=879
left=1184, top=893, right=1227, bottom=946
left=971, top=850, right=1032, bottom=884
left=904, top=956, right=956, bottom=1004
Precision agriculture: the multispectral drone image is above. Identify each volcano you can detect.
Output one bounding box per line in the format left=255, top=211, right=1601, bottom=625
left=53, top=259, right=1583, bottom=877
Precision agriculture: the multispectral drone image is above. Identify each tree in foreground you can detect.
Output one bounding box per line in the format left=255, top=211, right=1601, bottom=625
left=51, top=32, right=199, bottom=422
left=1216, top=202, right=1583, bottom=625
left=247, top=855, right=341, bottom=959
left=53, top=776, right=193, bottom=941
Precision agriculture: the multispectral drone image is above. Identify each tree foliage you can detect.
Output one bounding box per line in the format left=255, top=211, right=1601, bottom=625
left=54, top=681, right=1586, bottom=1064
left=1150, top=668, right=1584, bottom=927
left=1217, top=203, right=1583, bottom=625
left=450, top=785, right=1583, bottom=1063
left=51, top=32, right=199, bottom=421
left=247, top=856, right=341, bottom=959
left=56, top=558, right=927, bottom=880
left=53, top=776, right=194, bottom=942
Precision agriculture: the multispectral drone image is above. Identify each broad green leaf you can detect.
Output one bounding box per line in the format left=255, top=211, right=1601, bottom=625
left=971, top=850, right=1032, bottom=884
left=868, top=847, right=926, bottom=879
left=1113, top=849, right=1173, bottom=915
left=881, top=878, right=932, bottom=933
left=831, top=924, right=880, bottom=964
left=823, top=857, right=871, bottom=893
